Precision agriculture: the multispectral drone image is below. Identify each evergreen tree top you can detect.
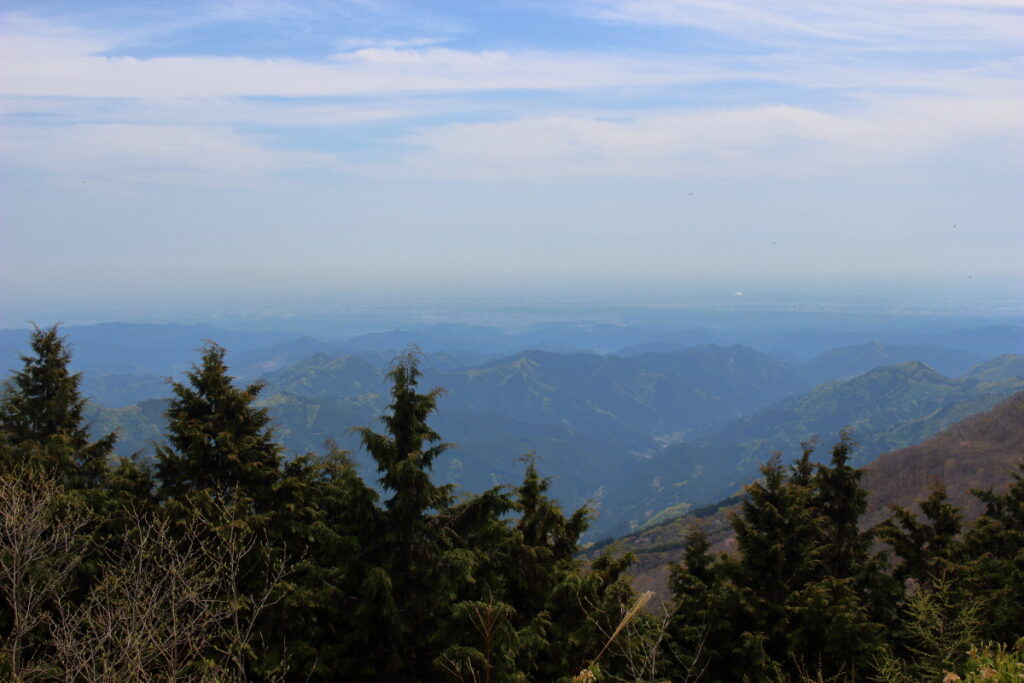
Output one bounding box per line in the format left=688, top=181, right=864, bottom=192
left=355, top=347, right=453, bottom=515
left=155, top=342, right=282, bottom=503
left=0, top=324, right=115, bottom=486
left=2, top=324, right=88, bottom=446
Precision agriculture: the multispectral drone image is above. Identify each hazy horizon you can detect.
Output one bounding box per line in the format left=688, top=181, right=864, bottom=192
left=3, top=284, right=1021, bottom=337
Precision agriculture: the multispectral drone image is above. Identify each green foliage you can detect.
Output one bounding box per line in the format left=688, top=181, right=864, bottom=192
left=0, top=324, right=116, bottom=488
left=877, top=483, right=964, bottom=586
left=662, top=438, right=887, bottom=681
left=960, top=639, right=1024, bottom=682
left=155, top=342, right=282, bottom=508
left=961, top=462, right=1024, bottom=644
left=873, top=573, right=981, bottom=682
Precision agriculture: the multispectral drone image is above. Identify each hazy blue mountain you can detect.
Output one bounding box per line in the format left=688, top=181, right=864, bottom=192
left=437, top=345, right=806, bottom=444
left=765, top=348, right=807, bottom=365
left=81, top=374, right=171, bottom=408
left=420, top=350, right=498, bottom=372
left=507, top=322, right=673, bottom=355
left=88, top=385, right=620, bottom=514
left=261, top=344, right=810, bottom=508
left=927, top=325, right=1024, bottom=359
left=589, top=391, right=1024, bottom=600
left=611, top=330, right=721, bottom=356
left=86, top=343, right=810, bottom=518
left=1, top=323, right=301, bottom=377
left=961, top=354, right=1024, bottom=382
left=709, top=362, right=1024, bottom=465
left=800, top=341, right=982, bottom=383
left=339, top=324, right=509, bottom=354
left=592, top=361, right=1024, bottom=539
left=259, top=344, right=808, bottom=448
left=71, top=328, right=1023, bottom=541
left=261, top=353, right=386, bottom=399
left=230, top=336, right=340, bottom=377
left=740, top=324, right=1023, bottom=360
left=86, top=398, right=169, bottom=458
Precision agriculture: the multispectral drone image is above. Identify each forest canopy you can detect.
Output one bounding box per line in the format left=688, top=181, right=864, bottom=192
left=1, top=326, right=1021, bottom=682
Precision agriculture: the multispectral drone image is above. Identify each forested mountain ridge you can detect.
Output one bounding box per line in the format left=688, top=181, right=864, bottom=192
left=5, top=318, right=1021, bottom=389
left=90, top=343, right=813, bottom=518
left=262, top=344, right=808, bottom=436
left=85, top=346, right=1024, bottom=539
left=861, top=389, right=1024, bottom=527
left=962, top=353, right=1024, bottom=383
left=799, top=341, right=983, bottom=383
left=592, top=360, right=1024, bottom=537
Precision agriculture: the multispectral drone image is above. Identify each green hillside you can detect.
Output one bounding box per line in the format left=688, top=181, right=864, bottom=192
left=593, top=362, right=1024, bottom=538
left=961, top=353, right=1024, bottom=382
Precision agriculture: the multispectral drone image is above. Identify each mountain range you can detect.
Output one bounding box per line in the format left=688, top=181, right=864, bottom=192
left=592, top=356, right=1024, bottom=538
left=73, top=331, right=1023, bottom=539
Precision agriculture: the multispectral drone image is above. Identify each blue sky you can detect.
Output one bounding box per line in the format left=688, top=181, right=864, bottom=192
left=1, top=0, right=1022, bottom=316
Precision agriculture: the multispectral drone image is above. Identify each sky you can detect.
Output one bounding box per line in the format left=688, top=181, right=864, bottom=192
left=1, top=0, right=1022, bottom=320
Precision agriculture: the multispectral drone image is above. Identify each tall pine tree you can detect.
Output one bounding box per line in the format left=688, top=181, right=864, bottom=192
left=0, top=325, right=115, bottom=488
left=352, top=348, right=461, bottom=681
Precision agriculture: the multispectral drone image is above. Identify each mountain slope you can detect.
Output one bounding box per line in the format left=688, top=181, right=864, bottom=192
left=441, top=345, right=806, bottom=443
left=594, top=362, right=1024, bottom=538
left=961, top=354, right=1024, bottom=383
left=594, top=390, right=1024, bottom=600
left=861, top=390, right=1024, bottom=528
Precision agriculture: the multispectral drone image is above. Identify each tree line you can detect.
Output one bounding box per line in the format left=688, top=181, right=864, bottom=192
left=1, top=325, right=1021, bottom=681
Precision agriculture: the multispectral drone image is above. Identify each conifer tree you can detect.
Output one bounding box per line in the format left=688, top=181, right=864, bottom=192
left=350, top=352, right=641, bottom=681
left=271, top=447, right=381, bottom=680
left=729, top=452, right=823, bottom=676
left=509, top=455, right=591, bottom=614
left=815, top=431, right=871, bottom=579
left=152, top=343, right=293, bottom=678
left=662, top=529, right=742, bottom=682
left=0, top=325, right=115, bottom=488
left=352, top=348, right=461, bottom=680
left=662, top=437, right=886, bottom=680
left=961, top=462, right=1024, bottom=643
left=878, top=482, right=964, bottom=586
left=505, top=456, right=627, bottom=680
left=155, top=342, right=282, bottom=509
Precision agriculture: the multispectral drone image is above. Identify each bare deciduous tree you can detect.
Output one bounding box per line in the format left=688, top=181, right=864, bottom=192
left=1, top=466, right=289, bottom=682
left=48, top=499, right=290, bottom=682
left=0, top=467, right=88, bottom=681
left=48, top=511, right=233, bottom=682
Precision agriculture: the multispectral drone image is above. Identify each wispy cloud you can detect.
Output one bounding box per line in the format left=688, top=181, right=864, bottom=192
left=1, top=123, right=337, bottom=186
left=1, top=3, right=1020, bottom=187
left=0, top=1, right=1020, bottom=300
left=582, top=0, right=1024, bottom=48
left=334, top=36, right=448, bottom=51
left=397, top=95, right=1023, bottom=180
left=0, top=96, right=435, bottom=128
left=0, top=17, right=727, bottom=98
